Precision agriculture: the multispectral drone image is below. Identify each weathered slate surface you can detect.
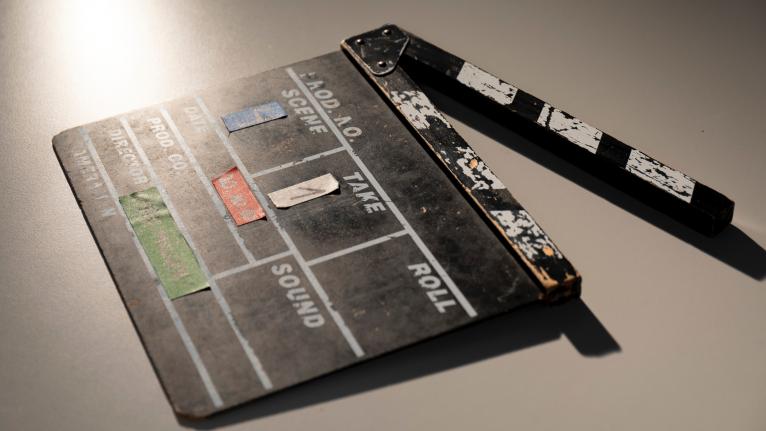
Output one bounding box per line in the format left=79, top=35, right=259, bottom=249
left=53, top=52, right=542, bottom=418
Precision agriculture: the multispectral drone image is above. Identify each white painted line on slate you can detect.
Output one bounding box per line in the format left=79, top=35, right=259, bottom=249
left=251, top=146, right=345, bottom=178
left=160, top=107, right=257, bottom=264
left=195, top=96, right=366, bottom=358
left=120, top=116, right=274, bottom=391
left=308, top=230, right=408, bottom=267
left=80, top=127, right=224, bottom=408
left=286, top=67, right=477, bottom=318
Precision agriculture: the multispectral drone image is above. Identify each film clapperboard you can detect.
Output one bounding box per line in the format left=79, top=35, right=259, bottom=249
left=53, top=25, right=734, bottom=417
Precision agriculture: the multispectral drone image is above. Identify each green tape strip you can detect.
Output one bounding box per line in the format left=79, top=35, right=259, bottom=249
left=120, top=187, right=208, bottom=299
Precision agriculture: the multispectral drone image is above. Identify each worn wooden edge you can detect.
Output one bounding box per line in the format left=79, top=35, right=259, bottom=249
left=342, top=32, right=581, bottom=302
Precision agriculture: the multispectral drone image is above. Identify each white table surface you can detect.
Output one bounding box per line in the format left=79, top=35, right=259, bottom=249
left=2, top=1, right=764, bottom=429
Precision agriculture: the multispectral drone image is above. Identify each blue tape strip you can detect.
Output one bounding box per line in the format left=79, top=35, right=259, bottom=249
left=222, top=101, right=287, bottom=132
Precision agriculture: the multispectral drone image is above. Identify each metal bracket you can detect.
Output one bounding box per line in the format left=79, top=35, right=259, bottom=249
left=342, top=24, right=409, bottom=76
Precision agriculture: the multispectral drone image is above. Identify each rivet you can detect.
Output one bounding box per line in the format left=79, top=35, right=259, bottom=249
left=355, top=38, right=364, bottom=45
left=382, top=28, right=391, bottom=36
left=377, top=60, right=387, bottom=68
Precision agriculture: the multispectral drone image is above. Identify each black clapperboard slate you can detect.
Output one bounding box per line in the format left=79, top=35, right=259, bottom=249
left=53, top=51, right=548, bottom=418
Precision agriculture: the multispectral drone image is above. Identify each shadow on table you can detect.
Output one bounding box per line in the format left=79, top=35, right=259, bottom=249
left=180, top=299, right=618, bottom=428
left=420, top=83, right=766, bottom=282
left=181, top=66, right=764, bottom=427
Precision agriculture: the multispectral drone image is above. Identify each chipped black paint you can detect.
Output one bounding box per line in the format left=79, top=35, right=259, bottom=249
left=378, top=24, right=734, bottom=236
left=343, top=36, right=581, bottom=301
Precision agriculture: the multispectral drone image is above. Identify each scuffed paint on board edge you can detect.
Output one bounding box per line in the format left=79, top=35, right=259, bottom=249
left=489, top=208, right=579, bottom=299
left=491, top=209, right=563, bottom=261
left=454, top=146, right=506, bottom=190
left=390, top=90, right=452, bottom=130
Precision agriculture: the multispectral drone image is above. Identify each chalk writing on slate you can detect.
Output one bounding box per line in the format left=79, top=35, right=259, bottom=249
left=268, top=173, right=339, bottom=208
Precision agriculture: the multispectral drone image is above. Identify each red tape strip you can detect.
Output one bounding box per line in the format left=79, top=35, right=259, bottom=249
left=213, top=167, right=265, bottom=225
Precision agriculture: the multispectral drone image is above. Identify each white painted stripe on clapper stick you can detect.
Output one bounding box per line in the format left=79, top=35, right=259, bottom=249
left=456, top=61, right=518, bottom=106
left=80, top=127, right=224, bottom=408
left=194, top=96, right=366, bottom=358
left=534, top=104, right=696, bottom=202
left=625, top=149, right=695, bottom=203
left=119, top=117, right=274, bottom=391
left=307, top=230, right=409, bottom=267
left=536, top=103, right=603, bottom=154
left=286, top=67, right=478, bottom=318
left=251, top=146, right=346, bottom=178
left=160, top=107, right=256, bottom=264
left=213, top=251, right=293, bottom=281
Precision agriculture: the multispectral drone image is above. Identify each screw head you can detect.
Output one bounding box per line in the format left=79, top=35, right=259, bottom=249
left=382, top=28, right=391, bottom=36
left=377, top=60, right=387, bottom=68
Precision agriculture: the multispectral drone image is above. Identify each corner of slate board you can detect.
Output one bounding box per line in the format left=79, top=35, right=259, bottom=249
left=53, top=125, right=215, bottom=418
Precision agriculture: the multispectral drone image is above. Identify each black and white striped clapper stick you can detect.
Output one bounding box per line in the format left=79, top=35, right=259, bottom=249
left=397, top=27, right=734, bottom=237
left=344, top=27, right=582, bottom=301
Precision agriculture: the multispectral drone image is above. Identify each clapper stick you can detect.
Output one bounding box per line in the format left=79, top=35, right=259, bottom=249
left=343, top=25, right=734, bottom=237
left=343, top=34, right=579, bottom=302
